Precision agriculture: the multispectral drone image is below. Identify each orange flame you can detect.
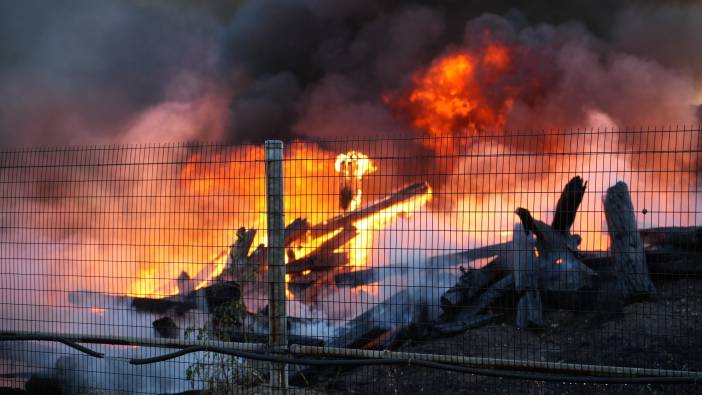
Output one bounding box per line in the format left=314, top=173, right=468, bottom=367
left=335, top=151, right=377, bottom=211
left=396, top=42, right=516, bottom=145
left=126, top=145, right=431, bottom=300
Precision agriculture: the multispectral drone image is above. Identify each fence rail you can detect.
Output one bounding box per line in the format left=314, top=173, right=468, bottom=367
left=1, top=128, right=702, bottom=394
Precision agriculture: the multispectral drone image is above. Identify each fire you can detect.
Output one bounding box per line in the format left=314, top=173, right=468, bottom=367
left=335, top=151, right=377, bottom=211
left=348, top=186, right=432, bottom=267
left=128, top=248, right=230, bottom=298
left=394, top=41, right=516, bottom=144
left=125, top=144, right=432, bottom=301
left=335, top=151, right=376, bottom=180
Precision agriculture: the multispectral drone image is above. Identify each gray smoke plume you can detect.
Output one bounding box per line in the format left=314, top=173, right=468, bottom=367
left=0, top=0, right=220, bottom=147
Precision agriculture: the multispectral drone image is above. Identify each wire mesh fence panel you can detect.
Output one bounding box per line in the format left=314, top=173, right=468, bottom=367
left=0, top=144, right=274, bottom=393
left=1, top=127, right=702, bottom=394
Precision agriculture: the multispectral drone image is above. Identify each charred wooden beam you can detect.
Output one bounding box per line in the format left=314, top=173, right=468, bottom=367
left=341, top=241, right=513, bottom=290
left=440, top=256, right=512, bottom=315
left=284, top=217, right=310, bottom=246
left=512, top=224, right=543, bottom=329
left=330, top=286, right=427, bottom=349
left=645, top=250, right=702, bottom=276
left=301, top=268, right=354, bottom=304
left=426, top=242, right=513, bottom=269
left=307, top=182, right=430, bottom=239
left=334, top=267, right=380, bottom=287
left=431, top=314, right=497, bottom=336
left=515, top=208, right=595, bottom=292
left=604, top=182, right=656, bottom=301
left=640, top=226, right=702, bottom=251
left=551, top=176, right=587, bottom=237
left=286, top=252, right=349, bottom=275
left=446, top=273, right=515, bottom=325
left=310, top=226, right=358, bottom=254
left=131, top=280, right=241, bottom=315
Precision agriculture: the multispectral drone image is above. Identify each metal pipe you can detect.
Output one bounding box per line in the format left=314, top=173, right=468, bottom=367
left=289, top=344, right=702, bottom=379
left=265, top=140, right=288, bottom=393
left=0, top=330, right=266, bottom=351
left=4, top=330, right=702, bottom=381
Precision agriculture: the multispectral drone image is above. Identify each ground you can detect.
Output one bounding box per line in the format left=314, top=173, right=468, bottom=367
left=2, top=278, right=699, bottom=394
left=306, top=277, right=702, bottom=394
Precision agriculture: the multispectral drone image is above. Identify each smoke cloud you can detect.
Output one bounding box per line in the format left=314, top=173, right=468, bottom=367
left=0, top=1, right=700, bottom=148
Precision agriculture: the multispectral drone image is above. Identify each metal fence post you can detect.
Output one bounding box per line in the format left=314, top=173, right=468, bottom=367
left=265, top=140, right=288, bottom=393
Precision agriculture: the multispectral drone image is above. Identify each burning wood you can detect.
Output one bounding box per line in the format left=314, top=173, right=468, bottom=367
left=284, top=217, right=310, bottom=247
left=76, top=171, right=702, bottom=364
left=286, top=252, right=349, bottom=275
left=130, top=280, right=241, bottom=315
left=110, top=180, right=432, bottom=338
left=437, top=176, right=702, bottom=336
left=304, top=182, right=431, bottom=240
left=282, top=182, right=431, bottom=299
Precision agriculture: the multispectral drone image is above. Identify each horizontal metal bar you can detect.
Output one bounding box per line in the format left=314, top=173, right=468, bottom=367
left=290, top=345, right=702, bottom=379
left=0, top=330, right=266, bottom=352
left=4, top=330, right=702, bottom=380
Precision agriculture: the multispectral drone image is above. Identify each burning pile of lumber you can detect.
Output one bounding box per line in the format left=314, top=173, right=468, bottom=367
left=79, top=176, right=702, bottom=350
left=107, top=182, right=431, bottom=341
left=277, top=182, right=429, bottom=303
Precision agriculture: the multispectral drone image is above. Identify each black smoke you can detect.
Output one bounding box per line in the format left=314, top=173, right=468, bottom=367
left=0, top=0, right=700, bottom=147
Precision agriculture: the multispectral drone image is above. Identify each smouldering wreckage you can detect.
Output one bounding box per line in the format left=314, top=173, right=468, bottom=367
left=102, top=170, right=702, bottom=383
left=4, top=143, right=702, bottom=392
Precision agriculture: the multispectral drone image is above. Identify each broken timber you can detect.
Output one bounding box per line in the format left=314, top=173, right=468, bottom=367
left=603, top=181, right=656, bottom=301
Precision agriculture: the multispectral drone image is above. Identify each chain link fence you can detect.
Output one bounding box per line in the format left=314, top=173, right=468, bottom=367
left=1, top=127, right=702, bottom=394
